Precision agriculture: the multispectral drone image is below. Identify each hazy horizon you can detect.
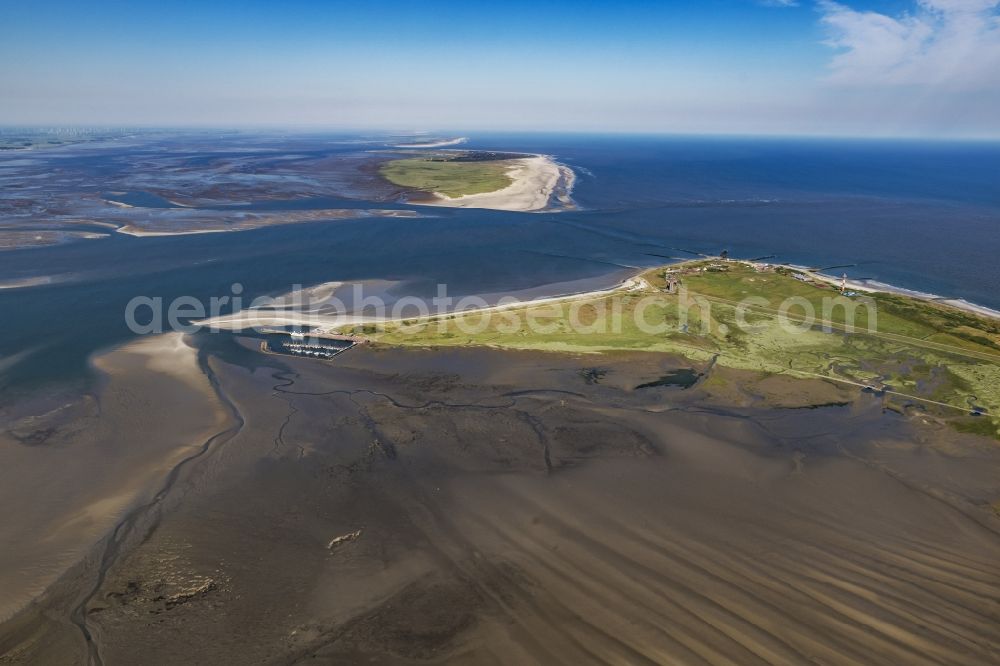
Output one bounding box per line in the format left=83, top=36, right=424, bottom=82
left=5, top=126, right=1000, bottom=143
left=3, top=0, right=1000, bottom=138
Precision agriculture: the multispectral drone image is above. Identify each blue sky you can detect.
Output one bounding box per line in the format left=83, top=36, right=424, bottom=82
left=2, top=0, right=999, bottom=137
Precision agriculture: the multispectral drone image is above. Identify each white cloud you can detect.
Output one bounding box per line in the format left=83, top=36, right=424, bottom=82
left=920, top=0, right=997, bottom=11
left=820, top=0, right=1000, bottom=88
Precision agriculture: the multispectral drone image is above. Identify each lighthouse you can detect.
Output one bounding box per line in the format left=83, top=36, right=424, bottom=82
left=840, top=273, right=847, bottom=294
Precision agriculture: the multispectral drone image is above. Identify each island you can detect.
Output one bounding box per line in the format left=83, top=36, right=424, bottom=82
left=198, top=256, right=999, bottom=440
left=335, top=259, right=1000, bottom=439
left=379, top=150, right=575, bottom=212
left=391, top=136, right=468, bottom=149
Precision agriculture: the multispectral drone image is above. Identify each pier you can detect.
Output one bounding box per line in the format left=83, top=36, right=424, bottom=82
left=259, top=333, right=365, bottom=361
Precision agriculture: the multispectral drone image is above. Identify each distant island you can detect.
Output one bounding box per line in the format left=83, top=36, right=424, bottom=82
left=391, top=136, right=468, bottom=149
left=379, top=149, right=575, bottom=212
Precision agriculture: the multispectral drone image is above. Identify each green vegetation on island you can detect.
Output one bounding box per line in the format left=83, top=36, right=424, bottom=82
left=380, top=156, right=513, bottom=198
left=345, top=260, right=1000, bottom=437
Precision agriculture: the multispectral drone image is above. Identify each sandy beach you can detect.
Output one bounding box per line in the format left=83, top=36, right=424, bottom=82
left=801, top=265, right=1000, bottom=322
left=425, top=155, right=570, bottom=212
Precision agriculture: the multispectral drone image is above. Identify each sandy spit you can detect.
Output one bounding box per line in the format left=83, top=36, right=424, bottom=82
left=194, top=275, right=648, bottom=334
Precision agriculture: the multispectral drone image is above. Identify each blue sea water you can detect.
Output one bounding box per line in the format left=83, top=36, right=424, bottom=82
left=1, top=132, right=998, bottom=388
left=468, top=133, right=1000, bottom=303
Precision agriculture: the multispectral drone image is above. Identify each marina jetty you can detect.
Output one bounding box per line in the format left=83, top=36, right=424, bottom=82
left=259, top=331, right=366, bottom=361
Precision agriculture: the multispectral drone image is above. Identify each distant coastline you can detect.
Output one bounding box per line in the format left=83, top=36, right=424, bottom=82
left=392, top=137, right=468, bottom=149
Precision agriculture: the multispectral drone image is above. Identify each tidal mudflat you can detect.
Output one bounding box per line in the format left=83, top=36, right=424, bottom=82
left=3, top=339, right=998, bottom=665
left=0, top=334, right=232, bottom=625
